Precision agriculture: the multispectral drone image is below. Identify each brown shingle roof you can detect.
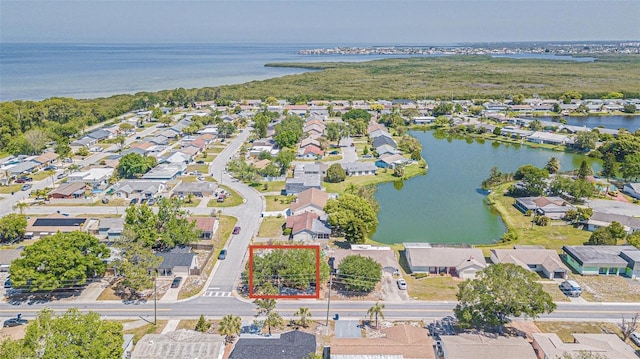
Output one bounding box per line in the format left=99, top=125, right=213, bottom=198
left=289, top=188, right=328, bottom=213
left=330, top=324, right=435, bottom=359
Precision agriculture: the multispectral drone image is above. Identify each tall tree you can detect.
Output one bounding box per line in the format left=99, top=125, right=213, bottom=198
left=325, top=163, right=346, bottom=183
left=10, top=231, right=110, bottom=291
left=600, top=152, right=617, bottom=179
left=218, top=314, right=242, bottom=344
left=275, top=148, right=295, bottom=175
left=367, top=302, right=385, bottom=329
left=621, top=153, right=640, bottom=181
left=113, top=234, right=162, bottom=297
left=573, top=131, right=599, bottom=151
left=0, top=213, right=27, bottom=243
left=337, top=255, right=382, bottom=293
left=1, top=308, right=123, bottom=359
left=577, top=160, right=593, bottom=179
left=325, top=193, right=378, bottom=244
left=254, top=283, right=283, bottom=335
left=454, top=263, right=556, bottom=333
left=545, top=157, right=561, bottom=174
left=116, top=153, right=157, bottom=179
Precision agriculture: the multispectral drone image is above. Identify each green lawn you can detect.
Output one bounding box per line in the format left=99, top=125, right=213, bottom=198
left=323, top=162, right=426, bottom=193
left=255, top=181, right=285, bottom=193
left=0, top=184, right=22, bottom=194
left=265, top=195, right=295, bottom=211
left=207, top=185, right=243, bottom=207
left=124, top=320, right=168, bottom=344
left=258, top=216, right=286, bottom=238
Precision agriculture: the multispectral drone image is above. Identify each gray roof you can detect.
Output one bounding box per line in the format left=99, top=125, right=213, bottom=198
left=588, top=212, right=640, bottom=230
left=141, top=164, right=184, bottom=180
left=341, top=162, right=379, bottom=173
left=229, top=331, right=316, bottom=359
left=173, top=182, right=218, bottom=194
left=99, top=217, right=124, bottom=232
left=372, top=135, right=397, bottom=149
left=156, top=249, right=196, bottom=269
left=86, top=129, right=112, bottom=140
left=439, top=333, right=537, bottom=359
left=563, top=245, right=639, bottom=267
left=7, top=161, right=39, bottom=175
left=130, top=330, right=224, bottom=359
left=404, top=244, right=487, bottom=268
left=114, top=180, right=162, bottom=194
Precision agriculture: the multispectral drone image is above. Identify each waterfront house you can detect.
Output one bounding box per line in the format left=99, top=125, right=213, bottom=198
left=527, top=131, right=574, bottom=146
left=229, top=331, right=316, bottom=359
left=341, top=161, right=378, bottom=176
left=404, top=243, right=487, bottom=279
left=284, top=212, right=331, bottom=241
left=585, top=212, right=640, bottom=233
left=376, top=143, right=400, bottom=156
left=531, top=333, right=637, bottom=359
left=412, top=116, right=436, bottom=125
left=513, top=196, right=575, bottom=220
left=372, top=134, right=398, bottom=149
left=490, top=246, right=569, bottom=279
left=623, top=182, right=640, bottom=199
left=439, top=333, right=537, bottom=359
left=284, top=173, right=322, bottom=195
left=130, top=330, right=224, bottom=359
left=330, top=245, right=399, bottom=274
left=562, top=245, right=640, bottom=278
left=375, top=153, right=409, bottom=169
left=330, top=324, right=435, bottom=359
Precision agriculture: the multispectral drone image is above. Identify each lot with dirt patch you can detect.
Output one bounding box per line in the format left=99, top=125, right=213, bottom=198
left=569, top=274, right=640, bottom=302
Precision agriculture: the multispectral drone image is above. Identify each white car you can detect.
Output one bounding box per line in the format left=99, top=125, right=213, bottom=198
left=396, top=279, right=407, bottom=290
left=631, top=331, right=640, bottom=346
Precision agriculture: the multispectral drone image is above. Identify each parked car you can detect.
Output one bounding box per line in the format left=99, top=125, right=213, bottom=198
left=329, top=150, right=339, bottom=155
left=57, top=173, right=68, bottom=179
left=43, top=165, right=58, bottom=171
left=218, top=249, right=227, bottom=260
left=396, top=278, right=407, bottom=290
left=171, top=277, right=182, bottom=288
left=3, top=316, right=27, bottom=327
left=147, top=198, right=156, bottom=205
left=631, top=332, right=640, bottom=346
left=560, top=280, right=582, bottom=297
left=21, top=184, right=32, bottom=191
left=129, top=198, right=138, bottom=205
left=232, top=226, right=241, bottom=235
left=196, top=160, right=205, bottom=164
left=15, top=178, right=31, bottom=184
left=4, top=277, right=11, bottom=288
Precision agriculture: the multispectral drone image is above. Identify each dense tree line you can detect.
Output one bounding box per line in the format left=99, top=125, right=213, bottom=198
left=248, top=248, right=330, bottom=291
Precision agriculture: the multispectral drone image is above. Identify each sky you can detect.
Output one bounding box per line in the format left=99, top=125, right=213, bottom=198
left=1, top=0, right=639, bottom=44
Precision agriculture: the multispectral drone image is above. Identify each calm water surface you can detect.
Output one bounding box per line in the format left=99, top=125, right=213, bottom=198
left=372, top=131, right=602, bottom=245
left=536, top=115, right=640, bottom=132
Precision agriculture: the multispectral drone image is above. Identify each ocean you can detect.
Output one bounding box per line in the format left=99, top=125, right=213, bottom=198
left=0, top=43, right=599, bottom=102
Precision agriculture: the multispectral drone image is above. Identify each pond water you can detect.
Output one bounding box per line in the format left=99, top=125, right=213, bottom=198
left=372, top=131, right=602, bottom=245
left=535, top=115, right=640, bottom=131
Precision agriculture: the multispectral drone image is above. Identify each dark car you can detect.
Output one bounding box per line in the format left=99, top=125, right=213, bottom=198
left=129, top=198, right=138, bottom=205
left=3, top=316, right=28, bottom=328
left=232, top=226, right=241, bottom=235
left=4, top=277, right=11, bottom=288
left=171, top=277, right=182, bottom=288
left=43, top=165, right=57, bottom=171
left=218, top=249, right=227, bottom=260
left=147, top=198, right=156, bottom=205
left=14, top=178, right=28, bottom=184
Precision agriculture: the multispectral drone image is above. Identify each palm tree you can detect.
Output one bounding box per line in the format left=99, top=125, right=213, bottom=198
left=13, top=201, right=29, bottom=215
left=264, top=311, right=284, bottom=335
left=293, top=307, right=312, bottom=328
left=367, top=302, right=385, bottom=329
left=218, top=314, right=241, bottom=344
left=545, top=157, right=561, bottom=174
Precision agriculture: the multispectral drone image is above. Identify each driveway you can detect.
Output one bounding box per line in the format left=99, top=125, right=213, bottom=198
left=339, top=137, right=358, bottom=163
left=381, top=273, right=410, bottom=302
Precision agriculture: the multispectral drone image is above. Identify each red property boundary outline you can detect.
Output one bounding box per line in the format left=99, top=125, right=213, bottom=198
left=248, top=244, right=321, bottom=299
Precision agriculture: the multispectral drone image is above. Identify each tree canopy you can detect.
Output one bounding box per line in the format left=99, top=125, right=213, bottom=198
left=116, top=152, right=157, bottom=179
left=342, top=109, right=371, bottom=122
left=0, top=213, right=27, bottom=243
left=10, top=231, right=109, bottom=292
left=454, top=263, right=556, bottom=333
left=325, top=193, right=378, bottom=244
left=0, top=308, right=123, bottom=359
left=325, top=163, right=347, bottom=183
left=249, top=248, right=329, bottom=291
left=337, top=255, right=382, bottom=293
left=274, top=115, right=303, bottom=148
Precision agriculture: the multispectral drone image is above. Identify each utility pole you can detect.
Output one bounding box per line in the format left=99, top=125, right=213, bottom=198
left=325, top=275, right=333, bottom=326
left=154, top=272, right=157, bottom=325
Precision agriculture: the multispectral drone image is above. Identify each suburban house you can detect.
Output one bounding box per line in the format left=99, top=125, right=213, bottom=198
left=284, top=212, right=331, bottom=241
left=622, top=182, right=640, bottom=199
left=490, top=246, right=569, bottom=279
left=372, top=133, right=398, bottom=149
left=130, top=330, right=225, bottom=359
left=527, top=131, right=574, bottom=146
left=86, top=128, right=113, bottom=141
left=49, top=182, right=88, bottom=199
left=70, top=136, right=98, bottom=148
left=155, top=246, right=198, bottom=276
left=330, top=245, right=399, bottom=274
left=289, top=188, right=328, bottom=217
left=585, top=211, right=640, bottom=233
left=513, top=196, right=575, bottom=220
left=531, top=333, right=637, bottom=359
left=173, top=182, right=218, bottom=198
left=297, top=145, right=324, bottom=159
left=341, top=161, right=378, bottom=176
left=97, top=217, right=124, bottom=241
left=25, top=215, right=95, bottom=238
left=330, top=324, right=435, bottom=359
left=141, top=163, right=185, bottom=180
left=32, top=152, right=59, bottom=167
left=375, top=153, right=409, bottom=169
left=376, top=144, right=400, bottom=156
left=563, top=245, right=640, bottom=278
left=67, top=167, right=114, bottom=188
left=299, top=162, right=329, bottom=177
left=113, top=180, right=165, bottom=199
left=299, top=138, right=320, bottom=149
left=188, top=216, right=219, bottom=240
left=285, top=173, right=322, bottom=195
left=403, top=243, right=487, bottom=279
left=439, top=333, right=537, bottom=359
left=229, top=330, right=316, bottom=359
left=5, top=160, right=39, bottom=176
left=161, top=151, right=193, bottom=165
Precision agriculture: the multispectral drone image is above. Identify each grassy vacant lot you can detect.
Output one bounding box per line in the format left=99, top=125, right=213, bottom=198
left=534, top=321, right=621, bottom=343
left=265, top=195, right=295, bottom=211
left=481, top=183, right=591, bottom=251
left=568, top=274, right=640, bottom=302
left=258, top=216, right=285, bottom=238
left=404, top=274, right=460, bottom=301
left=539, top=282, right=570, bottom=302
left=252, top=181, right=285, bottom=193
left=216, top=55, right=640, bottom=100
